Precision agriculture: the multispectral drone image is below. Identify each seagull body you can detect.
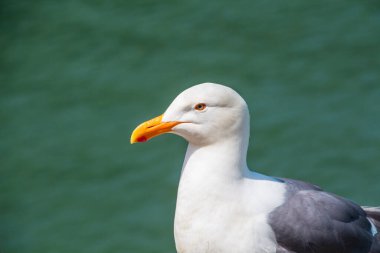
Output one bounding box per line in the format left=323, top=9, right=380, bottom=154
left=131, top=83, right=380, bottom=253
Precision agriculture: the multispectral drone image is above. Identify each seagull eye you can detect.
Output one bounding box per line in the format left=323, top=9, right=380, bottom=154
left=194, top=103, right=206, bottom=111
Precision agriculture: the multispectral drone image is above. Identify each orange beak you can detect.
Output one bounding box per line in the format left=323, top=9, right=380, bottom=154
left=130, top=114, right=183, bottom=144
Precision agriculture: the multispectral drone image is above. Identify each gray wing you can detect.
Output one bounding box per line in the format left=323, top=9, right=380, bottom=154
left=268, top=178, right=375, bottom=253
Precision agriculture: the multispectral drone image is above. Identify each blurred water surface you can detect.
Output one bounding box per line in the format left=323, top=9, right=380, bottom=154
left=1, top=1, right=380, bottom=252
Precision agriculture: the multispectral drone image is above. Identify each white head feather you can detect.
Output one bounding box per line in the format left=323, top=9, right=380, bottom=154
left=162, top=83, right=250, bottom=147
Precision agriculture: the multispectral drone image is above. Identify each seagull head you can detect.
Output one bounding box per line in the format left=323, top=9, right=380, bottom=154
left=131, top=83, right=250, bottom=146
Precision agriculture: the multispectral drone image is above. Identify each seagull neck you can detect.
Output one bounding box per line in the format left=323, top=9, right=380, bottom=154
left=182, top=137, right=249, bottom=180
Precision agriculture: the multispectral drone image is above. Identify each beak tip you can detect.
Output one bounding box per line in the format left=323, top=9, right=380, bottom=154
left=130, top=114, right=175, bottom=145
left=130, top=135, right=147, bottom=144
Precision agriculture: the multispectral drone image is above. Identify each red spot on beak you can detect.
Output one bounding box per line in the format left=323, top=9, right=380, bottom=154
left=137, top=136, right=147, bottom=142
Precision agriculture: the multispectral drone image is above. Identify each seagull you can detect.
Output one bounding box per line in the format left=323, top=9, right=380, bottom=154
left=130, top=83, right=380, bottom=253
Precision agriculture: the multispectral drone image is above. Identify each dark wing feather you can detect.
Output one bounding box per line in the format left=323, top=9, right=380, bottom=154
left=370, top=233, right=380, bottom=253
left=362, top=207, right=380, bottom=252
left=269, top=178, right=374, bottom=253
left=363, top=206, right=380, bottom=230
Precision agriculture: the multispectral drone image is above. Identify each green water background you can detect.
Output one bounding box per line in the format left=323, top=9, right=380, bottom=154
left=1, top=1, right=379, bottom=252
